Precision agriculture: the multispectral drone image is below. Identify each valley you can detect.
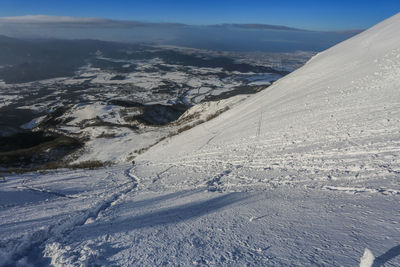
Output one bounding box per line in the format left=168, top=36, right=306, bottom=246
left=0, top=41, right=312, bottom=170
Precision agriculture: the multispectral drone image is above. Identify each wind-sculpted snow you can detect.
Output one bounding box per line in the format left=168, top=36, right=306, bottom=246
left=1, top=13, right=400, bottom=267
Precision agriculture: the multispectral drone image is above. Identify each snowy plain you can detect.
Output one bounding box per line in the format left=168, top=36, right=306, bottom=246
left=1, top=13, right=400, bottom=266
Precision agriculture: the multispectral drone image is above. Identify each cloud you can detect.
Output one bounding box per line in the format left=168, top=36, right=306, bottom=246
left=0, top=15, right=104, bottom=24
left=0, top=15, right=185, bottom=28
left=214, top=23, right=305, bottom=31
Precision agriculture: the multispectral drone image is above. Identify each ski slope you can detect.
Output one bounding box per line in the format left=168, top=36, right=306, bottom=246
left=1, top=13, right=400, bottom=266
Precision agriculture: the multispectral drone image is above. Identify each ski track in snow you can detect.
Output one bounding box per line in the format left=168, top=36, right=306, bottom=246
left=1, top=166, right=139, bottom=266
left=145, top=127, right=400, bottom=195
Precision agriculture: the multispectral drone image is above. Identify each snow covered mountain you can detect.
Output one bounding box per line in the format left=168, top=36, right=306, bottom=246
left=1, top=13, right=399, bottom=267
left=141, top=13, right=400, bottom=172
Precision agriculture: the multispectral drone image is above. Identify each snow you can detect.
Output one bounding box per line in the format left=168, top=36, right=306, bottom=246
left=138, top=12, right=400, bottom=265
left=178, top=94, right=247, bottom=122
left=0, top=94, right=22, bottom=108
left=71, top=96, right=247, bottom=164
left=62, top=102, right=124, bottom=126
left=20, top=115, right=47, bottom=130
left=360, top=248, right=375, bottom=267
left=1, top=13, right=400, bottom=266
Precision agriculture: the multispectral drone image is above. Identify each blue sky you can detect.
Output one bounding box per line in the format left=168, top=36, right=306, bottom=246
left=0, top=0, right=399, bottom=30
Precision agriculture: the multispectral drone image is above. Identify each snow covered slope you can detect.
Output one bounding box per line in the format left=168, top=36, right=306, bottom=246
left=140, top=13, right=400, bottom=190
left=1, top=14, right=400, bottom=267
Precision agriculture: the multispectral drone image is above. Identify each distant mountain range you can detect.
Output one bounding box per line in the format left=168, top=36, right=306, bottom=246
left=0, top=15, right=362, bottom=33
left=210, top=23, right=305, bottom=31
left=0, top=16, right=362, bottom=53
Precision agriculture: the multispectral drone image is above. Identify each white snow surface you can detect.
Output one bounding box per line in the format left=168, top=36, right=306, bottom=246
left=20, top=115, right=47, bottom=130
left=1, top=14, right=400, bottom=266
left=62, top=102, right=125, bottom=126
left=360, top=248, right=375, bottom=267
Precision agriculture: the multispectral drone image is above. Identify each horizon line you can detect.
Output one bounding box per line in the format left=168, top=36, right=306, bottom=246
left=0, top=14, right=365, bottom=33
